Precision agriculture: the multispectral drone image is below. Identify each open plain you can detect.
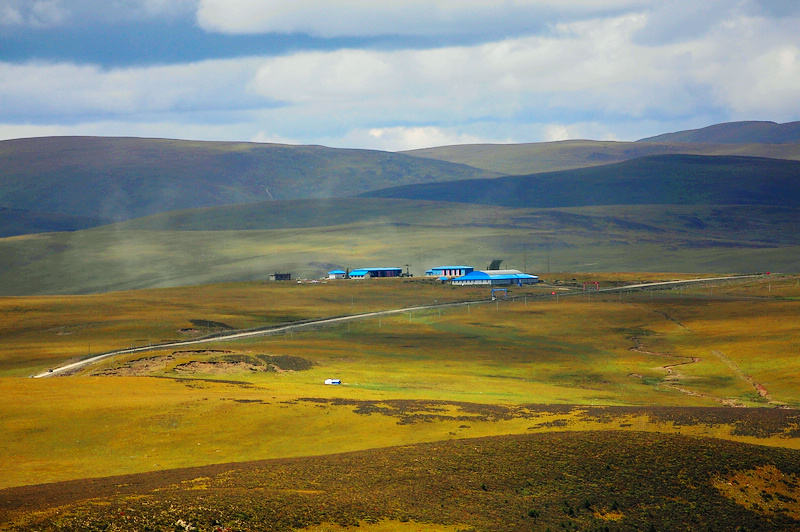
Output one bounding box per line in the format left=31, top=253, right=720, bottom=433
left=2, top=126, right=800, bottom=530
left=1, top=273, right=799, bottom=530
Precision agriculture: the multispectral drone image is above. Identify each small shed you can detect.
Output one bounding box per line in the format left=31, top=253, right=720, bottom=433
left=328, top=270, right=347, bottom=279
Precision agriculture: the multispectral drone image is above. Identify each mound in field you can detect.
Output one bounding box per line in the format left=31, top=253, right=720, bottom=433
left=92, top=352, right=316, bottom=377
left=2, top=431, right=799, bottom=531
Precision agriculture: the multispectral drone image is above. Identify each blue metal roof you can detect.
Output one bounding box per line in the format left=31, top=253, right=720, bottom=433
left=328, top=270, right=347, bottom=274
left=453, top=271, right=538, bottom=281
left=454, top=271, right=492, bottom=280
left=349, top=267, right=402, bottom=277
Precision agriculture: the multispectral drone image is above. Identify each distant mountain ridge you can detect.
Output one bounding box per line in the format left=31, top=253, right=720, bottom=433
left=2, top=123, right=800, bottom=294
left=638, top=120, right=800, bottom=144
left=2, top=121, right=800, bottom=239
left=0, top=136, right=498, bottom=224
left=360, top=154, right=800, bottom=209
left=405, top=138, right=800, bottom=176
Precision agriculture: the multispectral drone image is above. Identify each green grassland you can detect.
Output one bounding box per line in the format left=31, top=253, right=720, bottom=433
left=1, top=275, right=799, bottom=491
left=1, top=201, right=797, bottom=295
left=1, top=275, right=800, bottom=529
left=0, top=279, right=493, bottom=376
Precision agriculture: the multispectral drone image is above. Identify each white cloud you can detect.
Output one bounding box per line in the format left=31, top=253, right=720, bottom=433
left=0, top=0, right=66, bottom=27
left=140, top=0, right=197, bottom=18
left=687, top=15, right=800, bottom=117
left=196, top=0, right=650, bottom=37
left=0, top=120, right=264, bottom=144
left=543, top=124, right=576, bottom=142
left=0, top=57, right=270, bottom=122
left=245, top=15, right=676, bottom=120
left=0, top=0, right=197, bottom=27
left=246, top=10, right=800, bottom=127
left=250, top=131, right=300, bottom=145
left=361, top=126, right=492, bottom=151
left=0, top=4, right=23, bottom=25
left=1, top=3, right=799, bottom=151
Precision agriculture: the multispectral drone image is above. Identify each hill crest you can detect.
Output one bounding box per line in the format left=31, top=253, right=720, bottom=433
left=0, top=136, right=498, bottom=226
left=638, top=120, right=800, bottom=144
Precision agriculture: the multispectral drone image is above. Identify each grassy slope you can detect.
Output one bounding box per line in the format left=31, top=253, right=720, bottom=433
left=109, top=197, right=491, bottom=231
left=1, top=201, right=798, bottom=295
left=361, top=154, right=800, bottom=209
left=3, top=431, right=800, bottom=531
left=0, top=136, right=497, bottom=225
left=405, top=138, right=800, bottom=174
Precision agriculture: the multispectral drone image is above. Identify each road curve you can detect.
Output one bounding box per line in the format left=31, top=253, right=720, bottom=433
left=32, top=304, right=453, bottom=378
left=32, top=274, right=766, bottom=379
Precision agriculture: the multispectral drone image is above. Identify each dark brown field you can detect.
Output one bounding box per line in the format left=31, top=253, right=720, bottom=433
left=3, top=409, right=800, bottom=531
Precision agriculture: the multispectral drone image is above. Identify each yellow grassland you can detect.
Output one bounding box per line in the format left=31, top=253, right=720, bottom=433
left=0, top=274, right=798, bottom=490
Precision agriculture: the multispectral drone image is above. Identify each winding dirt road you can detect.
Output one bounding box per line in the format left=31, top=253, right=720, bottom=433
left=32, top=274, right=766, bottom=379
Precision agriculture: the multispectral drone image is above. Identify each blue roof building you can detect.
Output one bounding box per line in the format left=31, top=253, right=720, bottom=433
left=425, top=265, right=474, bottom=278
left=348, top=267, right=403, bottom=279
left=451, top=269, right=539, bottom=286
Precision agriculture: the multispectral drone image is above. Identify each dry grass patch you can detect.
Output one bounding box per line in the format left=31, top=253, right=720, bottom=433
left=713, top=465, right=800, bottom=520
left=0, top=279, right=490, bottom=376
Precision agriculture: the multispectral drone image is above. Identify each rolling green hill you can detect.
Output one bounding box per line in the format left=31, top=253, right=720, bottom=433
left=0, top=136, right=498, bottom=229
left=1, top=132, right=800, bottom=295
left=639, top=120, right=800, bottom=144
left=361, top=154, right=800, bottom=209
left=405, top=138, right=800, bottom=175
left=109, top=197, right=463, bottom=232
left=1, top=200, right=797, bottom=295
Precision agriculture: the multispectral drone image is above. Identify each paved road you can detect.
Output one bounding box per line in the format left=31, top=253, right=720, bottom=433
left=32, top=304, right=448, bottom=378
left=32, top=274, right=766, bottom=379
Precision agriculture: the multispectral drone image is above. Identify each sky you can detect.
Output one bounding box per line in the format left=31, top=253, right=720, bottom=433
left=1, top=0, right=799, bottom=151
